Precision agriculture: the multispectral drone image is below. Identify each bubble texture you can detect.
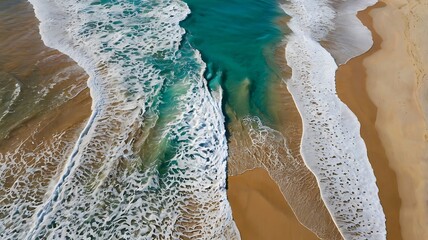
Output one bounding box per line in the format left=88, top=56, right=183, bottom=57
left=227, top=116, right=343, bottom=240
left=282, top=0, right=386, bottom=239
left=0, top=132, right=78, bottom=238
left=18, top=0, right=239, bottom=239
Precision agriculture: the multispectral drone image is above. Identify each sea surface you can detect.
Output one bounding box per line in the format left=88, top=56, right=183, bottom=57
left=0, top=0, right=386, bottom=239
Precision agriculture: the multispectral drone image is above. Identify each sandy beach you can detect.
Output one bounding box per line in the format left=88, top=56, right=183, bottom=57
left=337, top=1, right=428, bottom=239
left=226, top=66, right=342, bottom=238
left=364, top=0, right=428, bottom=238
left=336, top=3, right=402, bottom=239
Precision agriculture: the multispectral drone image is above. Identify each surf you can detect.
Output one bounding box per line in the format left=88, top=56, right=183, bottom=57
left=281, top=0, right=387, bottom=238
left=8, top=0, right=240, bottom=238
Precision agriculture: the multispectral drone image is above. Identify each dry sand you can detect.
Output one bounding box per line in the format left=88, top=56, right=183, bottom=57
left=338, top=1, right=428, bottom=239
left=5, top=0, right=427, bottom=239
left=363, top=0, right=428, bottom=239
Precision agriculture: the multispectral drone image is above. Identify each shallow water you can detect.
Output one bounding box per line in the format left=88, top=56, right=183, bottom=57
left=0, top=0, right=91, bottom=236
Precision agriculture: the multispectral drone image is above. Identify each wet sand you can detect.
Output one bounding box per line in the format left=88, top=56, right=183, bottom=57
left=227, top=51, right=342, bottom=239
left=0, top=0, right=91, bottom=151
left=226, top=6, right=344, bottom=240
left=335, top=3, right=403, bottom=239
left=228, top=168, right=318, bottom=240
left=0, top=0, right=91, bottom=226
left=5, top=0, right=427, bottom=238
left=227, top=1, right=422, bottom=239
left=337, top=1, right=428, bottom=239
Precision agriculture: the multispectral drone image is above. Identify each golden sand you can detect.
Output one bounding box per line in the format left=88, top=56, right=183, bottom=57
left=227, top=1, right=428, bottom=238
left=338, top=1, right=428, bottom=239
left=5, top=0, right=427, bottom=239
left=363, top=0, right=428, bottom=238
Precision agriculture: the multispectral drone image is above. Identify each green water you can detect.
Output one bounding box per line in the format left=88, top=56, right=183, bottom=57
left=180, top=0, right=286, bottom=124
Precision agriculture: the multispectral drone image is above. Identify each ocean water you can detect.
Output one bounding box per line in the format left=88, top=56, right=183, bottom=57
left=1, top=0, right=287, bottom=238
left=4, top=0, right=239, bottom=238
left=180, top=0, right=286, bottom=124
left=0, top=0, right=388, bottom=239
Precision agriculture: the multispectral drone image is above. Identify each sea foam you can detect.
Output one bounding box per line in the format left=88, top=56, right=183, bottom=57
left=17, top=0, right=240, bottom=239
left=281, top=0, right=386, bottom=239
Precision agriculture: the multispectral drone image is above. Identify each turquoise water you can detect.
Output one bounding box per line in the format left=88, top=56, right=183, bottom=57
left=181, top=0, right=286, bottom=124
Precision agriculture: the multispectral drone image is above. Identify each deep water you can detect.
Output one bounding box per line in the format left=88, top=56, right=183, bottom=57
left=180, top=0, right=286, bottom=125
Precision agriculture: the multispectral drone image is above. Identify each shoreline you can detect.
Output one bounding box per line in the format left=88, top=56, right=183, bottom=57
left=337, top=0, right=428, bottom=238
left=3, top=0, right=426, bottom=238
left=336, top=2, right=403, bottom=239
left=227, top=1, right=387, bottom=239
left=283, top=0, right=387, bottom=237
left=227, top=35, right=343, bottom=240
left=0, top=0, right=92, bottom=235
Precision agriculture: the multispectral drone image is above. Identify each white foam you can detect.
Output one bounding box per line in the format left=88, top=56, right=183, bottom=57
left=0, top=132, right=77, bottom=239
left=282, top=0, right=376, bottom=64
left=323, top=0, right=377, bottom=64
left=281, top=0, right=386, bottom=239
left=2, top=0, right=242, bottom=238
